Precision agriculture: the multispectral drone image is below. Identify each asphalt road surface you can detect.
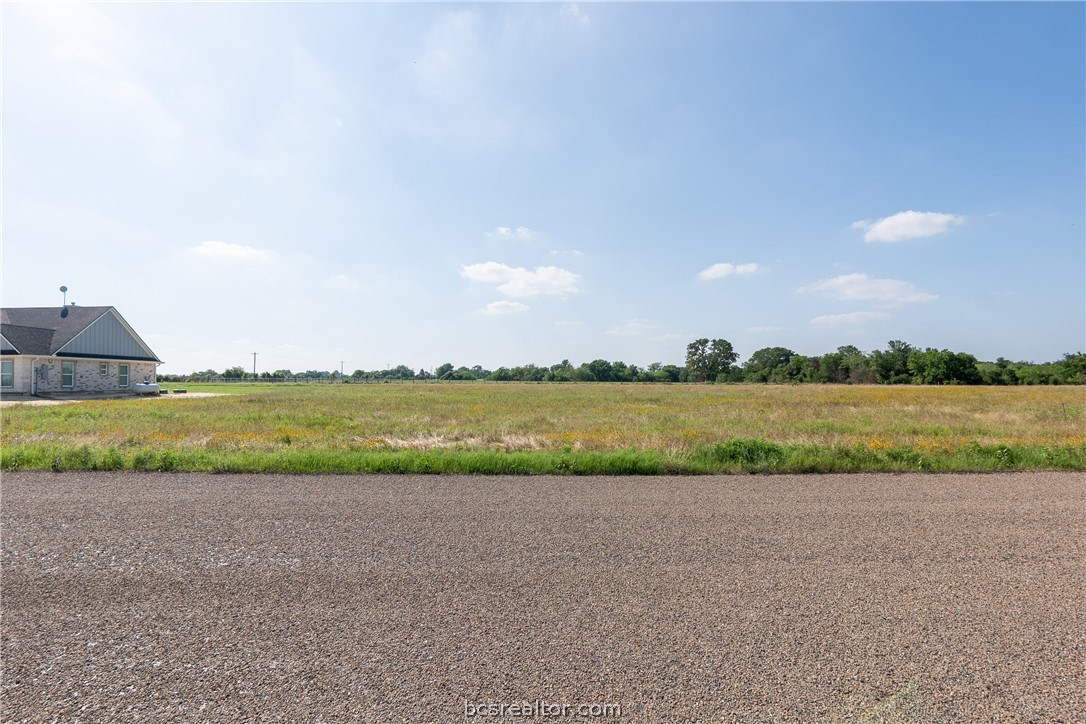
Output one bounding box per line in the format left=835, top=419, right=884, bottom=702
left=2, top=472, right=1083, bottom=722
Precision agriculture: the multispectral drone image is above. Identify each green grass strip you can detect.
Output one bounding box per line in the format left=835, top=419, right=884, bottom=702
left=3, top=439, right=1082, bottom=475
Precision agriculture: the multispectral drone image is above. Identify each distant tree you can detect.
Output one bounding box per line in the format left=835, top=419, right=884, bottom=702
left=586, top=359, right=615, bottom=382
left=488, top=367, right=514, bottom=381
left=907, top=348, right=982, bottom=385
left=782, top=356, right=819, bottom=383
left=546, top=360, right=574, bottom=382
left=686, top=338, right=739, bottom=382
left=386, top=365, right=414, bottom=380
left=979, top=358, right=1019, bottom=386
left=871, top=340, right=916, bottom=383
left=817, top=346, right=875, bottom=384
left=659, top=364, right=683, bottom=382
left=743, top=347, right=797, bottom=383
left=444, top=366, right=476, bottom=380
left=571, top=364, right=597, bottom=382
left=611, top=360, right=632, bottom=382
left=223, top=366, right=246, bottom=379
left=435, top=363, right=454, bottom=380
left=1060, top=352, right=1086, bottom=384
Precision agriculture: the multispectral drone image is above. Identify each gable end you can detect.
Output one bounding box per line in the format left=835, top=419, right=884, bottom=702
left=0, top=333, right=19, bottom=355
left=55, top=309, right=161, bottom=362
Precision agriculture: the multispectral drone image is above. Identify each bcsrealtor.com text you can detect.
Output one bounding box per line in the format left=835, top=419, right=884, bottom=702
left=465, top=700, right=623, bottom=718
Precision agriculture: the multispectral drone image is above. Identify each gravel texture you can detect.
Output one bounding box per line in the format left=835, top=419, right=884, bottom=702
left=2, top=472, right=1083, bottom=722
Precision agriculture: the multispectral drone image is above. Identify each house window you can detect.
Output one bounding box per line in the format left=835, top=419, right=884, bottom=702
left=1, top=360, right=12, bottom=388
left=100, top=363, right=108, bottom=376
left=118, top=364, right=129, bottom=387
left=62, top=361, right=75, bottom=388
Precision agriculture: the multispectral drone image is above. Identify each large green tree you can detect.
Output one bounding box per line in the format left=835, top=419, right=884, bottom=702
left=871, top=340, right=916, bottom=383
left=743, top=347, right=797, bottom=382
left=686, top=338, right=739, bottom=382
left=907, top=348, right=982, bottom=385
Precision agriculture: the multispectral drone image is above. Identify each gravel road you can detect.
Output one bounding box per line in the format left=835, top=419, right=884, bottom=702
left=2, top=472, right=1083, bottom=722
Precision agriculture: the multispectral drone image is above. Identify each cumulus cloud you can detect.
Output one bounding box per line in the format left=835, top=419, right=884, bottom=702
left=485, top=226, right=534, bottom=240
left=798, top=273, right=937, bottom=305
left=482, top=300, right=528, bottom=315
left=810, top=312, right=891, bottom=328
left=461, top=262, right=580, bottom=298
left=697, top=262, right=764, bottom=281
left=189, top=240, right=278, bottom=264
left=851, top=211, right=964, bottom=242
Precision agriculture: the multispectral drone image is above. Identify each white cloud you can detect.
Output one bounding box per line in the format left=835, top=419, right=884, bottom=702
left=852, top=210, right=964, bottom=242
left=798, top=273, right=937, bottom=305
left=548, top=249, right=583, bottom=258
left=482, top=300, right=529, bottom=315
left=486, top=226, right=535, bottom=240
left=327, top=273, right=363, bottom=292
left=461, top=262, right=580, bottom=298
left=606, top=319, right=658, bottom=336
left=561, top=3, right=590, bottom=27
left=747, top=325, right=782, bottom=333
left=189, top=240, right=278, bottom=264
left=810, top=312, right=891, bottom=328
left=697, top=262, right=764, bottom=281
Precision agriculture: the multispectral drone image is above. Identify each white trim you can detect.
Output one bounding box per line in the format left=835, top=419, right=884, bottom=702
left=0, top=333, right=19, bottom=354
left=34, top=354, right=160, bottom=364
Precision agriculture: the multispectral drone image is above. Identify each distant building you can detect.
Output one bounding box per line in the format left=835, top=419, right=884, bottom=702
left=1, top=306, right=161, bottom=395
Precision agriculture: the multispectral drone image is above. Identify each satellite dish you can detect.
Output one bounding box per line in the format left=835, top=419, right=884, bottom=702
left=61, top=307, right=69, bottom=318
left=60, top=286, right=68, bottom=293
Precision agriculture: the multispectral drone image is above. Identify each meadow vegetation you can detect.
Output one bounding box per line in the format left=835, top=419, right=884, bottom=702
left=2, top=383, right=1082, bottom=474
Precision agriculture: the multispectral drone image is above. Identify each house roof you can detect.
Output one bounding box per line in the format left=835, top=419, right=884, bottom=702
left=0, top=306, right=161, bottom=362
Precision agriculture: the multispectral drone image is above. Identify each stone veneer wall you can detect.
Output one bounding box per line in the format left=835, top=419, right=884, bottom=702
left=10, top=358, right=157, bottom=394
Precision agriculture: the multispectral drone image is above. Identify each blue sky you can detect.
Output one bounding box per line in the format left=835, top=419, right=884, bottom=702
left=3, top=2, right=1083, bottom=374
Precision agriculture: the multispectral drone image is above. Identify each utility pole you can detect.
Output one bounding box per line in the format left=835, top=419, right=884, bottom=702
left=252, top=352, right=258, bottom=377
left=340, top=361, right=345, bottom=380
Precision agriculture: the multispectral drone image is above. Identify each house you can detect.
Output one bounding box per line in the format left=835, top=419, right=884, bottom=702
left=0, top=306, right=161, bottom=396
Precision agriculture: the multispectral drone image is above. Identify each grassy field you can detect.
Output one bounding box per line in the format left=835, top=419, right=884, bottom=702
left=1, top=382, right=1083, bottom=474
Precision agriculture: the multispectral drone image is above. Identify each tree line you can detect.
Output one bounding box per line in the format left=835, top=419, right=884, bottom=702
left=160, top=339, right=1086, bottom=385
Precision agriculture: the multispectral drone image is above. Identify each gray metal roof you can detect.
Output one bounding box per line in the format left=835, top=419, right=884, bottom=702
left=0, top=306, right=160, bottom=362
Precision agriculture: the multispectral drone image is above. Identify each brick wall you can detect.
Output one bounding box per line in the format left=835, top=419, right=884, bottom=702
left=15, top=358, right=157, bottom=394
